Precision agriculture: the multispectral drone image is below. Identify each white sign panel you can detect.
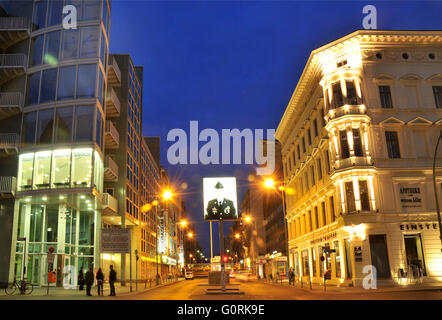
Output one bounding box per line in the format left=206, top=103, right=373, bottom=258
left=203, top=177, right=238, bottom=221
left=399, top=184, right=423, bottom=212
left=101, top=229, right=131, bottom=253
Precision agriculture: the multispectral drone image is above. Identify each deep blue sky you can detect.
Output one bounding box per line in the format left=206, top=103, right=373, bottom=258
left=109, top=1, right=442, bottom=257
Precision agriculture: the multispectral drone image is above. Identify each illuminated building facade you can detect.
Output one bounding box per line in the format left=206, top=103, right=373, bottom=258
left=0, top=0, right=112, bottom=287
left=276, top=30, right=442, bottom=287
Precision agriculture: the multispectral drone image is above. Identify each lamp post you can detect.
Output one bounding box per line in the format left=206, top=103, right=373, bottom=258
left=432, top=130, right=442, bottom=252
left=263, top=178, right=291, bottom=281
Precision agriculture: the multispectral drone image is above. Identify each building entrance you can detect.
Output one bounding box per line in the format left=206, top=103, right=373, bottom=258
left=404, top=234, right=426, bottom=277
left=369, top=234, right=391, bottom=279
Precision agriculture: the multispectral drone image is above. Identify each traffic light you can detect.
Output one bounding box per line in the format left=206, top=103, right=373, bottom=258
left=223, top=255, right=228, bottom=263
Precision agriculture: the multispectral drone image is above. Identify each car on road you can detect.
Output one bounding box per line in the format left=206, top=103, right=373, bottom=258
left=185, top=271, right=194, bottom=280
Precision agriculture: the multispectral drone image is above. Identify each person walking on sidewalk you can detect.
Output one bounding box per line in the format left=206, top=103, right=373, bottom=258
left=78, top=267, right=85, bottom=291
left=289, top=267, right=294, bottom=285
left=85, top=267, right=94, bottom=296
left=96, top=268, right=104, bottom=296
left=109, top=265, right=116, bottom=296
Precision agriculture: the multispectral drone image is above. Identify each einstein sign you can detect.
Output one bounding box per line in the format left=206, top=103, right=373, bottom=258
left=399, top=184, right=423, bottom=212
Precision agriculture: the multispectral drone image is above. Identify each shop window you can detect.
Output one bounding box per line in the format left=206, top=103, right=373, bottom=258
left=52, top=149, right=71, bottom=188
left=34, top=151, right=51, bottom=189
left=40, top=68, right=57, bottom=103
left=43, top=31, right=60, bottom=65
left=77, top=64, right=96, bottom=98
left=37, top=108, right=54, bottom=144
left=339, top=130, right=350, bottom=159
left=353, top=129, right=363, bottom=157
left=301, top=249, right=310, bottom=277
left=72, top=148, right=92, bottom=187
left=29, top=205, right=43, bottom=242
left=346, top=81, right=358, bottom=105
left=359, top=180, right=370, bottom=211
left=18, top=153, right=34, bottom=191
left=385, top=131, right=401, bottom=159
left=30, top=35, right=44, bottom=67
left=318, top=246, right=324, bottom=277
left=28, top=72, right=41, bottom=105
left=332, top=82, right=344, bottom=109
left=62, top=29, right=80, bottom=60
left=325, top=242, right=332, bottom=271
left=58, top=66, right=76, bottom=100
left=22, top=112, right=37, bottom=146
left=45, top=205, right=59, bottom=243
left=334, top=240, right=341, bottom=278
left=311, top=247, right=317, bottom=277
left=79, top=211, right=94, bottom=245
left=33, top=0, right=48, bottom=30
left=75, top=105, right=93, bottom=141
left=379, top=85, right=393, bottom=109
left=433, top=86, right=442, bottom=109
left=80, top=27, right=99, bottom=58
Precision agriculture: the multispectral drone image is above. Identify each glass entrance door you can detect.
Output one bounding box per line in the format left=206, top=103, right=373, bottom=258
left=344, top=239, right=352, bottom=279
left=369, top=234, right=391, bottom=279
left=27, top=254, right=42, bottom=285
left=404, top=234, right=426, bottom=277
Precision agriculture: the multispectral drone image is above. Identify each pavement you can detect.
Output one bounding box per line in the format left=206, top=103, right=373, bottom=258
left=1, top=277, right=441, bottom=300
left=0, top=278, right=185, bottom=300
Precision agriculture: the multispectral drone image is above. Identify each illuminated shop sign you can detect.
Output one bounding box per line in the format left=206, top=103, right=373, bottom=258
left=310, top=232, right=337, bottom=245
left=400, top=223, right=438, bottom=231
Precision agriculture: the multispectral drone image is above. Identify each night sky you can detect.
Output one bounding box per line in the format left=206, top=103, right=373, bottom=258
left=109, top=0, right=442, bottom=257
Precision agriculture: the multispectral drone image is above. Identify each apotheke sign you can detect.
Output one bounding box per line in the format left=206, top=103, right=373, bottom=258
left=399, top=185, right=422, bottom=211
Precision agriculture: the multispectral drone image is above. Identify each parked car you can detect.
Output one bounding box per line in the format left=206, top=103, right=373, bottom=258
left=185, top=271, right=194, bottom=280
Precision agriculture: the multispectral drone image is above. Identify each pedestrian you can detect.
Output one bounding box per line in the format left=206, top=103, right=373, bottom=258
left=96, top=268, right=104, bottom=296
left=269, top=273, right=273, bottom=282
left=289, top=267, right=294, bottom=285
left=78, top=267, right=84, bottom=291
left=85, top=267, right=94, bottom=296
left=109, top=265, right=117, bottom=296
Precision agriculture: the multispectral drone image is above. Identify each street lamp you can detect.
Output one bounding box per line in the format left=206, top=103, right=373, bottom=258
left=432, top=130, right=442, bottom=252
left=263, top=177, right=294, bottom=280
left=234, top=233, right=241, bottom=240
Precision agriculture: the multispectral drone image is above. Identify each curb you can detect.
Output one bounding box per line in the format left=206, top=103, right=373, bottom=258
left=117, top=279, right=185, bottom=297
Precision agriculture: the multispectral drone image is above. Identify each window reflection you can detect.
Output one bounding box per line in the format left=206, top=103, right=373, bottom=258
left=72, top=148, right=92, bottom=187
left=75, top=105, right=93, bottom=141
left=58, top=66, right=76, bottom=100
left=22, top=112, right=37, bottom=146
left=37, top=108, right=54, bottom=144
left=28, top=72, right=41, bottom=105
left=40, top=68, right=57, bottom=103
left=80, top=27, right=99, bottom=58
left=62, top=29, right=79, bottom=60
left=55, top=107, right=74, bottom=143
left=33, top=0, right=48, bottom=30
left=52, top=149, right=71, bottom=188
left=34, top=151, right=51, bottom=189
left=83, top=0, right=100, bottom=21
left=47, top=0, right=63, bottom=27
left=18, top=153, right=34, bottom=191
left=77, top=64, right=96, bottom=98
left=43, top=31, right=60, bottom=66
left=30, top=35, right=44, bottom=67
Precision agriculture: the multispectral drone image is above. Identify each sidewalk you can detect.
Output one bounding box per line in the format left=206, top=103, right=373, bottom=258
left=259, top=278, right=442, bottom=294
left=0, top=278, right=185, bottom=299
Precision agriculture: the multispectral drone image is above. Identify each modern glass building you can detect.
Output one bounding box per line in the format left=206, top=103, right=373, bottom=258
left=0, top=0, right=112, bottom=287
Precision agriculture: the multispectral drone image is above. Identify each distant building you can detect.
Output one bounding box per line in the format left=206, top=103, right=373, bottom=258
left=276, top=30, right=442, bottom=287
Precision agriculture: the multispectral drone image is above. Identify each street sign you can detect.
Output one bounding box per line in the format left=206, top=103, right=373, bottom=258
left=101, top=229, right=131, bottom=253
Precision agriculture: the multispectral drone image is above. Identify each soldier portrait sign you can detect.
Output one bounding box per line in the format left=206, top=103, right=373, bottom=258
left=203, top=177, right=238, bottom=221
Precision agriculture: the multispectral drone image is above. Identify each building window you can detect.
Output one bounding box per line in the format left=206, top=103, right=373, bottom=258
left=332, top=82, right=344, bottom=109
left=33, top=0, right=48, bottom=30
left=18, top=153, right=34, bottom=190
left=321, top=201, right=326, bottom=227
left=37, top=108, right=54, bottom=144
left=47, top=0, right=63, bottom=26
left=311, top=247, right=317, bottom=277
left=83, top=0, right=100, bottom=21
left=80, top=27, right=99, bottom=58
left=75, top=105, right=94, bottom=141
left=339, top=130, right=350, bottom=159
left=334, top=240, right=341, bottom=278
left=353, top=129, right=363, bottom=157
left=308, top=210, right=312, bottom=232
left=52, top=149, right=71, bottom=188
left=310, top=165, right=315, bottom=186
left=302, top=249, right=310, bottom=277
left=317, top=158, right=322, bottom=181
left=77, top=64, right=97, bottom=98
left=43, top=31, right=60, bottom=65
left=302, top=137, right=306, bottom=153
left=314, top=206, right=319, bottom=230
left=385, top=131, right=401, bottom=159
left=55, top=106, right=73, bottom=143
left=62, top=29, right=80, bottom=60
left=379, top=85, right=393, bottom=109
left=359, top=180, right=370, bottom=211
left=34, top=151, right=51, bottom=189
left=325, top=151, right=330, bottom=173
left=40, top=68, right=57, bottom=103
left=297, top=144, right=301, bottom=160
left=433, top=86, right=442, bottom=108
left=28, top=72, right=41, bottom=105
left=304, top=172, right=309, bottom=191
left=313, top=118, right=319, bottom=137
left=22, top=112, right=37, bottom=146
left=345, top=182, right=355, bottom=213
left=30, top=35, right=44, bottom=67
left=58, top=66, right=76, bottom=100
left=307, top=128, right=312, bottom=145
left=346, top=80, right=358, bottom=105
left=72, top=148, right=92, bottom=187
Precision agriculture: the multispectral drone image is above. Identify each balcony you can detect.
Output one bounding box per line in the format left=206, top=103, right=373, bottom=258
left=107, top=56, right=121, bottom=87
left=0, top=17, right=31, bottom=50
left=104, top=155, right=119, bottom=181
left=0, top=92, right=23, bottom=120
left=0, top=133, right=19, bottom=156
left=328, top=104, right=367, bottom=122
left=0, top=54, right=27, bottom=85
left=102, top=192, right=118, bottom=216
left=105, top=87, right=121, bottom=117
left=0, top=176, right=16, bottom=198
left=333, top=156, right=373, bottom=171
left=104, top=121, right=119, bottom=149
